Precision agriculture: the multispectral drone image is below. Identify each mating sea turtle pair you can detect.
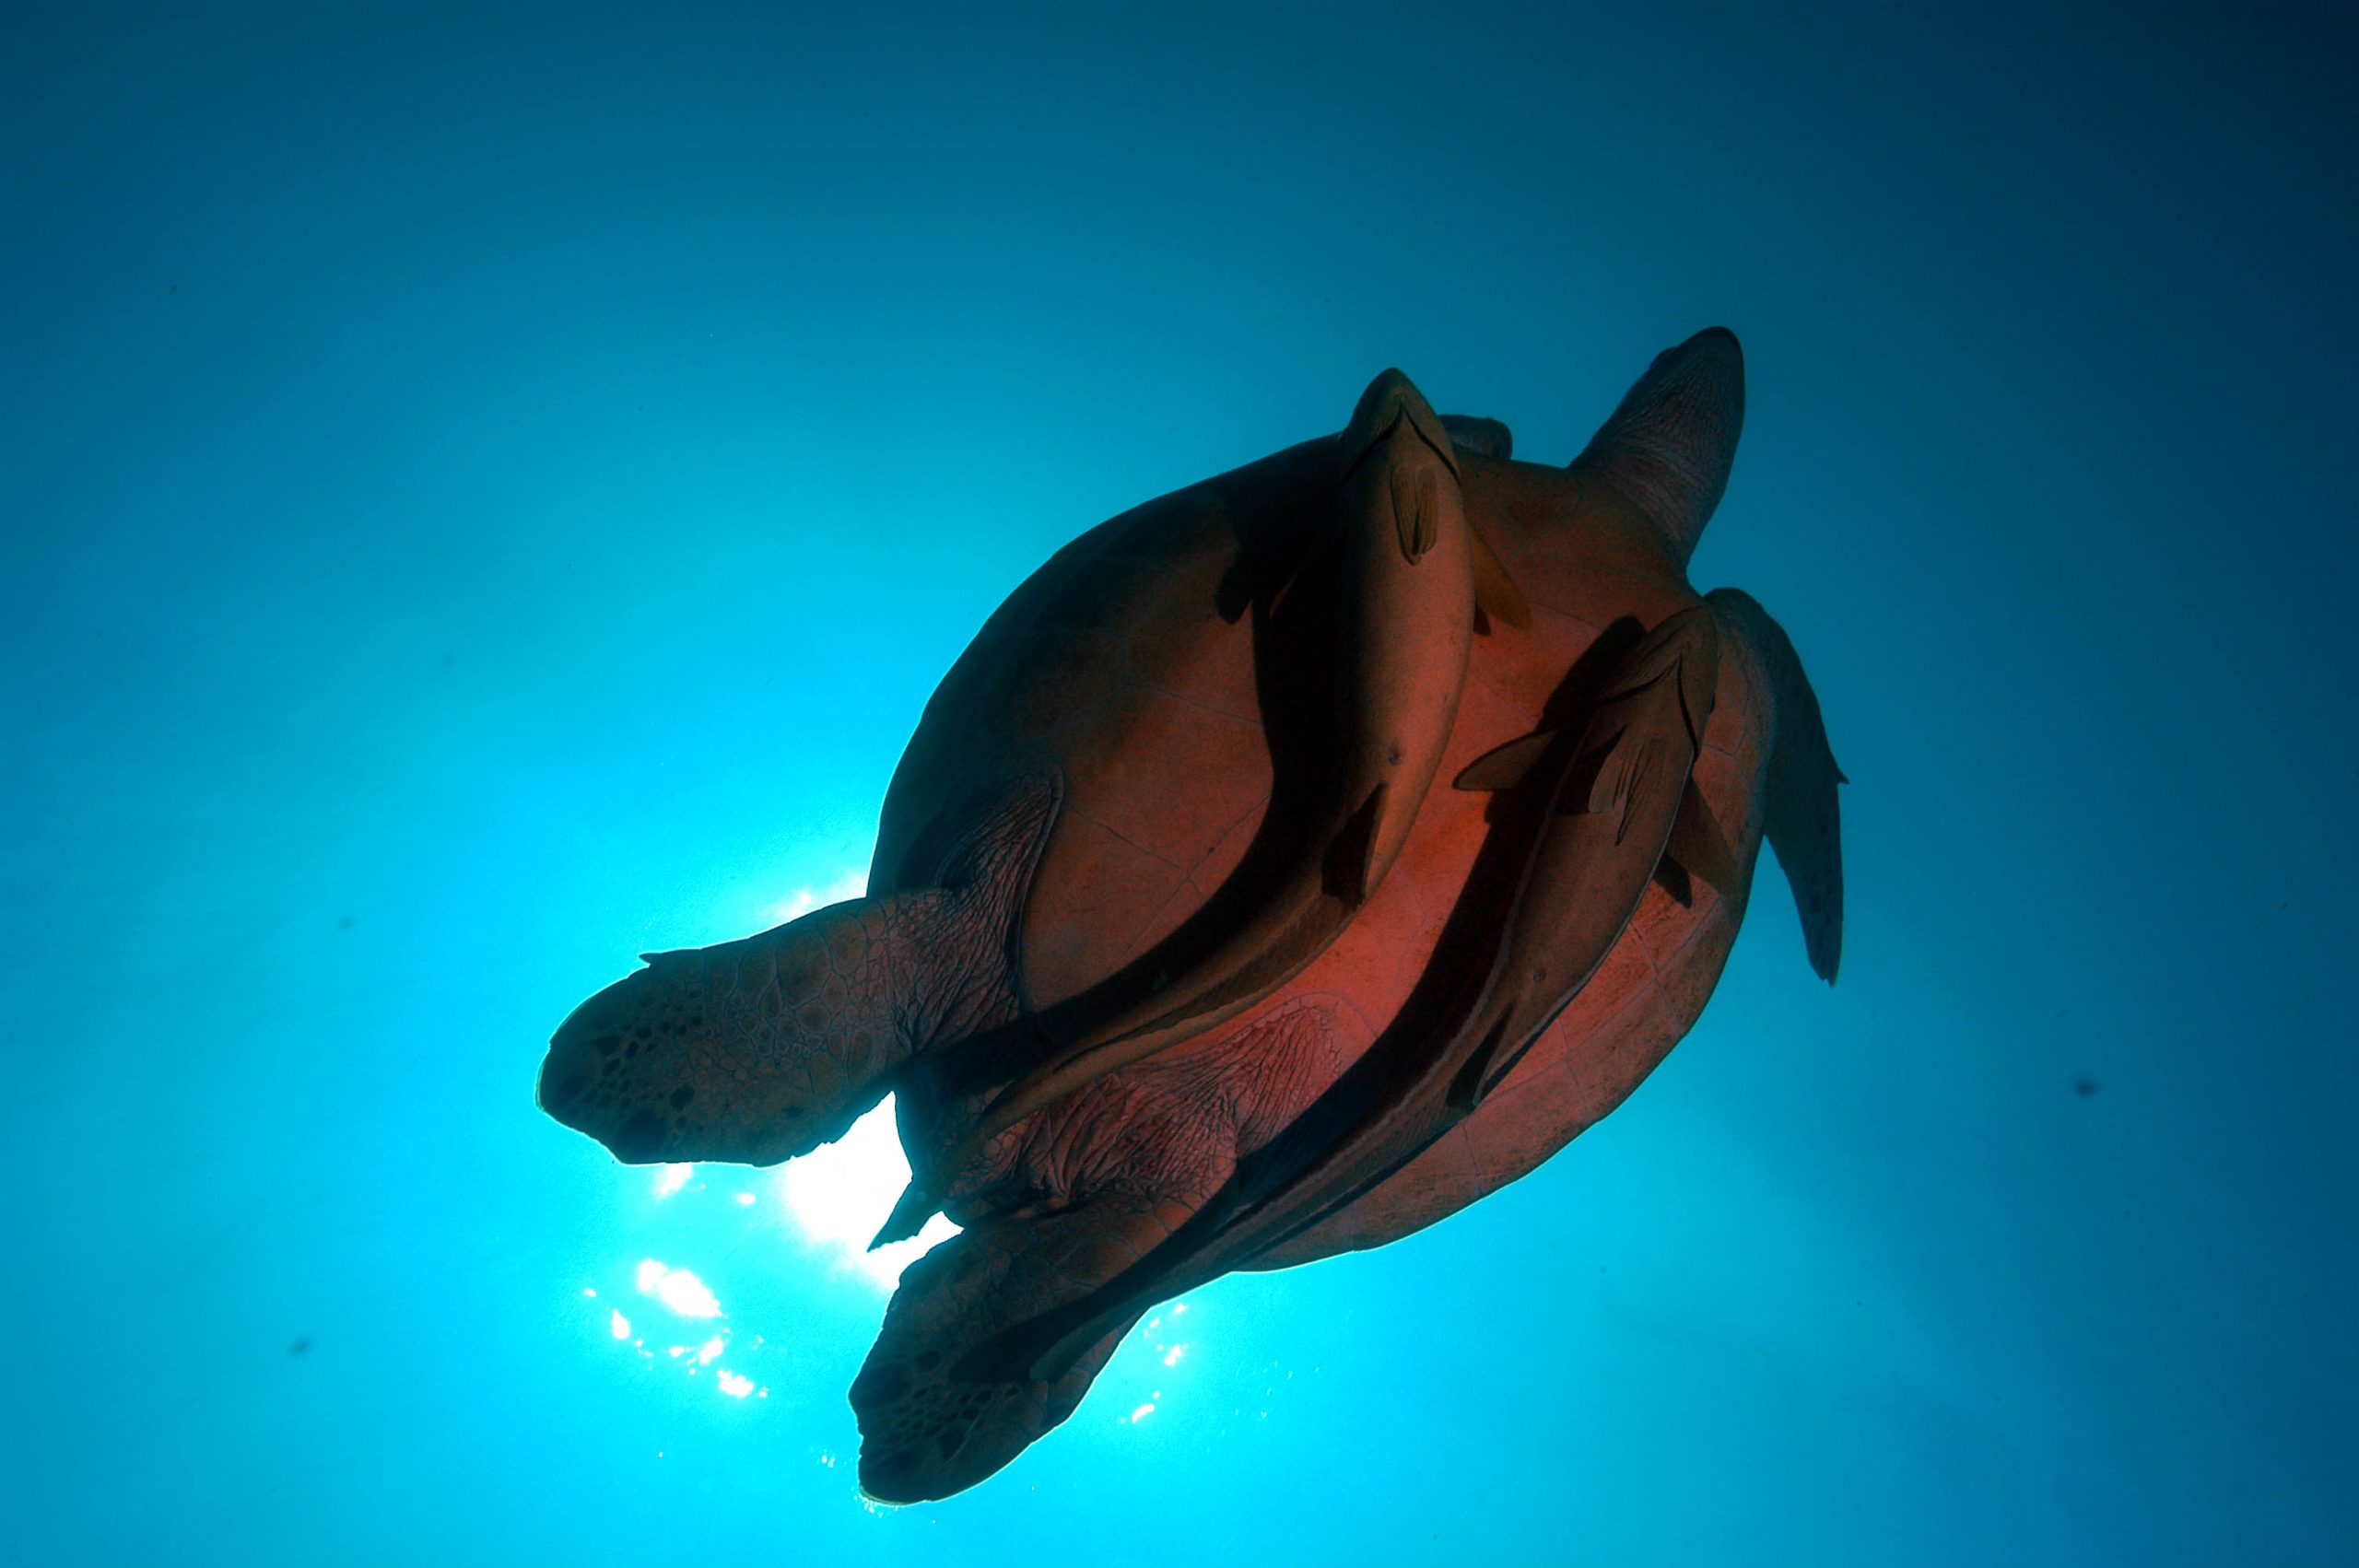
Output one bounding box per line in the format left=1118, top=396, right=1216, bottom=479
left=538, top=328, right=1844, bottom=1503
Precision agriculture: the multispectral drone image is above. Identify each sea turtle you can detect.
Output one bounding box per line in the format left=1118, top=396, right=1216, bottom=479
left=537, top=328, right=1845, bottom=1504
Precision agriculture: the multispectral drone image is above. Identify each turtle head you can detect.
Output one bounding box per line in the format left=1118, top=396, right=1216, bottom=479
left=1568, top=326, right=1746, bottom=570
left=537, top=919, right=891, bottom=1167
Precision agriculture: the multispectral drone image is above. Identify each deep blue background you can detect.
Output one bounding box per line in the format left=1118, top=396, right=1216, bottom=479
left=6, top=5, right=2353, bottom=1563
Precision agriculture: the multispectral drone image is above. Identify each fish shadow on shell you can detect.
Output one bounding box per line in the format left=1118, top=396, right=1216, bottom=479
left=917, top=465, right=1392, bottom=1126
left=952, top=616, right=1653, bottom=1386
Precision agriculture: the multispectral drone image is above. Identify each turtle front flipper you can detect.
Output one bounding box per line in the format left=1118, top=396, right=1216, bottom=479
left=537, top=777, right=1058, bottom=1166
left=1708, top=587, right=1845, bottom=981
left=851, top=1174, right=1223, bottom=1504
left=878, top=370, right=1486, bottom=1239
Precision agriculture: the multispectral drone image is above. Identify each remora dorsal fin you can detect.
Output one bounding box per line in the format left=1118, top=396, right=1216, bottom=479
left=1451, top=728, right=1559, bottom=792
left=1455, top=720, right=1645, bottom=846
left=1661, top=777, right=1740, bottom=900
left=1322, top=782, right=1390, bottom=907
left=1340, top=368, right=1460, bottom=559
left=1469, top=528, right=1531, bottom=630
left=1574, top=723, right=1661, bottom=845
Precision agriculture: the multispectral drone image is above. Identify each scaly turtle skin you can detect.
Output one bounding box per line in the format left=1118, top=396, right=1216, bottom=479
left=537, top=329, right=1844, bottom=1504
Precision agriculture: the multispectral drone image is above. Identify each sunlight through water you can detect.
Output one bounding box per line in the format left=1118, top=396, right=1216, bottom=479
left=635, top=1258, right=722, bottom=1318
left=778, top=1096, right=960, bottom=1288
left=763, top=869, right=871, bottom=929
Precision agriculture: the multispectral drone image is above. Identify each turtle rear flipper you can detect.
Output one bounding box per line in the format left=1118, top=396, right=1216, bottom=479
left=853, top=1172, right=1225, bottom=1504
left=538, top=777, right=1059, bottom=1166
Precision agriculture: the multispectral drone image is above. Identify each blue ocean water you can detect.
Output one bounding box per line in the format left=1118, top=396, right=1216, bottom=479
left=6, top=5, right=2353, bottom=1562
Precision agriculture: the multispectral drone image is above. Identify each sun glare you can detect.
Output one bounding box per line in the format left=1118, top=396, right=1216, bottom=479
left=636, top=1258, right=722, bottom=1318
left=763, top=870, right=871, bottom=928
left=777, top=1095, right=959, bottom=1288
left=571, top=853, right=1223, bottom=1440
